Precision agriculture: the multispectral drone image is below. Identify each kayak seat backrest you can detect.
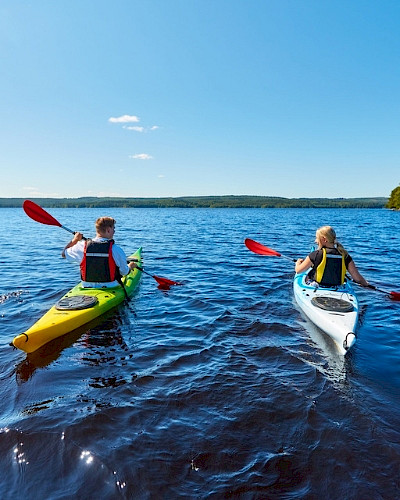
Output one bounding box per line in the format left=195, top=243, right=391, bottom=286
left=55, top=295, right=98, bottom=311
left=311, top=296, right=354, bottom=313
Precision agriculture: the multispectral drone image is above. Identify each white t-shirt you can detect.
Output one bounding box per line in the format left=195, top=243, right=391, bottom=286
left=65, top=237, right=130, bottom=288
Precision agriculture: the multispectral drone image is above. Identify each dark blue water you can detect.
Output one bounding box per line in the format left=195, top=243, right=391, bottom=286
left=1, top=208, right=400, bottom=498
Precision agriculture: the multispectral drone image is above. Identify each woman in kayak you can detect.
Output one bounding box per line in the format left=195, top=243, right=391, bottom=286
left=61, top=216, right=137, bottom=288
left=295, top=225, right=370, bottom=287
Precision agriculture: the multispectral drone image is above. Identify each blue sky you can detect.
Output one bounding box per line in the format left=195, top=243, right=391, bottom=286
left=1, top=1, right=399, bottom=199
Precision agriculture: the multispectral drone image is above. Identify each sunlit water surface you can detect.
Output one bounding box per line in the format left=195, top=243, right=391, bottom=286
left=1, top=208, right=399, bottom=498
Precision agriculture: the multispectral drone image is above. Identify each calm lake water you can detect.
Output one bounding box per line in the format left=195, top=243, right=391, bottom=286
left=1, top=207, right=399, bottom=499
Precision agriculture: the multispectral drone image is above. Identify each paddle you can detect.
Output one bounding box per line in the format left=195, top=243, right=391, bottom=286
left=244, top=238, right=296, bottom=262
left=245, top=237, right=400, bottom=301
left=23, top=200, right=181, bottom=289
left=23, top=199, right=84, bottom=238
left=368, top=285, right=400, bottom=301
left=140, top=268, right=180, bottom=289
left=126, top=258, right=181, bottom=288
left=347, top=277, right=400, bottom=301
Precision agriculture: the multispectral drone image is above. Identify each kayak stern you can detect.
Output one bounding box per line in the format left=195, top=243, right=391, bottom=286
left=293, top=272, right=359, bottom=355
left=13, top=248, right=142, bottom=354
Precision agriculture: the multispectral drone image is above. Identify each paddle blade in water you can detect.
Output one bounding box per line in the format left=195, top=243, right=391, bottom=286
left=136, top=265, right=181, bottom=288
left=244, top=238, right=282, bottom=257
left=389, top=291, right=400, bottom=301
left=153, top=275, right=181, bottom=287
left=368, top=284, right=400, bottom=301
left=23, top=200, right=62, bottom=227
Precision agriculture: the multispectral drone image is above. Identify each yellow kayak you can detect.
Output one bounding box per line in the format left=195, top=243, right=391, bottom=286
left=13, top=248, right=142, bottom=354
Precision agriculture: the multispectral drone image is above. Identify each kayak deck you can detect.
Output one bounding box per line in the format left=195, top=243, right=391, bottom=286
left=13, top=248, right=142, bottom=354
left=293, top=272, right=359, bottom=355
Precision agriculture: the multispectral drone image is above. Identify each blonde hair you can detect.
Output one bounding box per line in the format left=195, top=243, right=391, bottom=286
left=316, top=225, right=348, bottom=257
left=95, top=216, right=116, bottom=233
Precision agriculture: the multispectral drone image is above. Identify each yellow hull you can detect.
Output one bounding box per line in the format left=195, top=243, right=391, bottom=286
left=13, top=248, right=142, bottom=353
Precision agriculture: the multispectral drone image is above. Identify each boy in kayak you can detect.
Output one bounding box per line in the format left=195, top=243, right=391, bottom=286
left=295, top=225, right=369, bottom=287
left=61, top=216, right=137, bottom=288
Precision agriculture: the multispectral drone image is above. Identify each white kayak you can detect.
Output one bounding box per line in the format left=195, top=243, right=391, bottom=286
left=293, top=272, right=359, bottom=355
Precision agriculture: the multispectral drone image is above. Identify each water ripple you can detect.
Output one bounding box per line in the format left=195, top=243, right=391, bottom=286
left=0, top=208, right=400, bottom=497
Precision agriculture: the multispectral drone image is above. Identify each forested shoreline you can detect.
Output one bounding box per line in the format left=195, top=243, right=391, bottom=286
left=387, top=185, right=400, bottom=209
left=0, top=196, right=389, bottom=209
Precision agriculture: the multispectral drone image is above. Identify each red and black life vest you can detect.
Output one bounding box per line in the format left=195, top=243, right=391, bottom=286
left=80, top=239, right=120, bottom=282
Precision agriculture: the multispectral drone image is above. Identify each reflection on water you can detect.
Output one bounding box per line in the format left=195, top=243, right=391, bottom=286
left=15, top=309, right=130, bottom=384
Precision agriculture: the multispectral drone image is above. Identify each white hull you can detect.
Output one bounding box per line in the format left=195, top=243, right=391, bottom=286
left=293, top=273, right=359, bottom=355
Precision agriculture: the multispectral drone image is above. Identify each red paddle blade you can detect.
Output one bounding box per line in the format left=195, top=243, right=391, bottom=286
left=244, top=238, right=281, bottom=257
left=23, top=200, right=62, bottom=227
left=153, top=275, right=181, bottom=287
left=389, top=291, right=400, bottom=301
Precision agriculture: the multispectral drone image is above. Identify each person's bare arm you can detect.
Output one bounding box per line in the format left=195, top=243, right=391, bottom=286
left=347, top=260, right=369, bottom=287
left=295, top=256, right=312, bottom=274
left=61, top=232, right=83, bottom=258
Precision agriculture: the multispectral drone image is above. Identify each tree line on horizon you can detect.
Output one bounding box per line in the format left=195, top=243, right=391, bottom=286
left=0, top=195, right=389, bottom=209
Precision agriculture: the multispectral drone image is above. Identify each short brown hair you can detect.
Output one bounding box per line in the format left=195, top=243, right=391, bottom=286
left=95, top=216, right=116, bottom=233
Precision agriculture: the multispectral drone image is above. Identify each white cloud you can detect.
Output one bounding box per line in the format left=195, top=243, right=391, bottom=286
left=108, top=114, right=140, bottom=123
left=123, top=125, right=159, bottom=133
left=123, top=126, right=145, bottom=132
left=157, top=174, right=165, bottom=178
left=129, top=154, right=153, bottom=160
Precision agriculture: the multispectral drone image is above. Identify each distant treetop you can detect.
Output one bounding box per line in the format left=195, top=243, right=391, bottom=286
left=387, top=185, right=400, bottom=210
